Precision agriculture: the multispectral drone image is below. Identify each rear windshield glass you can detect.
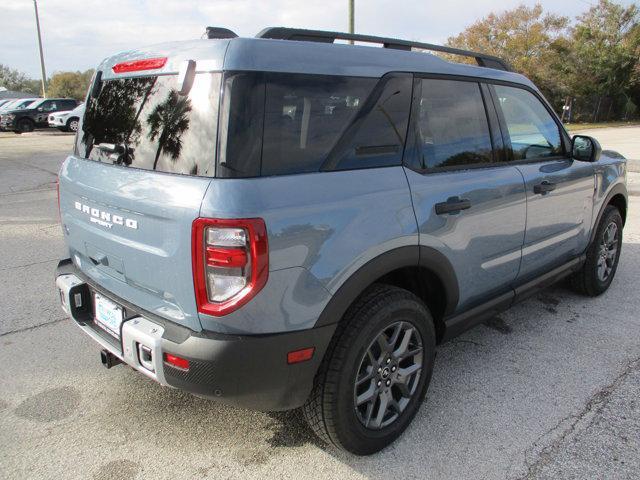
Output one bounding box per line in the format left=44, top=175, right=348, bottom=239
left=76, top=73, right=221, bottom=176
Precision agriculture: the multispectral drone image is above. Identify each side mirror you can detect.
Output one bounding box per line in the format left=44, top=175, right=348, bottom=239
left=37, top=107, right=43, bottom=112
left=571, top=135, right=601, bottom=162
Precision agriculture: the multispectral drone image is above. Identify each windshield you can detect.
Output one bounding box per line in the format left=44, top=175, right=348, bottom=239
left=76, top=73, right=220, bottom=176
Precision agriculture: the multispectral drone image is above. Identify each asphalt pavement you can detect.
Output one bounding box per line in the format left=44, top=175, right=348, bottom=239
left=0, top=128, right=638, bottom=479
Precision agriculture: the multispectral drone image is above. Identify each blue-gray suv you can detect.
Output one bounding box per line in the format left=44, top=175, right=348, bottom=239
left=55, top=27, right=628, bottom=455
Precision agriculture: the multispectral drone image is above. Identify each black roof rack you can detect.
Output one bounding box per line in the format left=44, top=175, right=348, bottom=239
left=256, top=27, right=510, bottom=72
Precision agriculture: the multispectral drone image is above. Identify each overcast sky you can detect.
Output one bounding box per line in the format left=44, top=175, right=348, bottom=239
left=2, top=0, right=637, bottom=79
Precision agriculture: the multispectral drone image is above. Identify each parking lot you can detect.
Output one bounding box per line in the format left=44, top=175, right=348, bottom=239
left=0, top=127, right=639, bottom=479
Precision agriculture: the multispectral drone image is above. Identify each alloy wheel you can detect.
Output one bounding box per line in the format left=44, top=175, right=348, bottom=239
left=597, top=221, right=618, bottom=282
left=354, top=321, right=423, bottom=430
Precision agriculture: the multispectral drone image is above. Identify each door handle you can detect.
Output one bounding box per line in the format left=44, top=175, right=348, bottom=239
left=533, top=181, right=556, bottom=194
left=435, top=196, right=471, bottom=215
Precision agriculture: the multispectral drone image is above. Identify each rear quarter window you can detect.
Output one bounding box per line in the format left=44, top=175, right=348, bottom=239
left=217, top=72, right=378, bottom=177
left=76, top=73, right=221, bottom=176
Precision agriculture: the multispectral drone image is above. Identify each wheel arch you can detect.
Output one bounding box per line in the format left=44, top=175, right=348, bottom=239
left=314, top=246, right=459, bottom=343
left=589, top=183, right=628, bottom=246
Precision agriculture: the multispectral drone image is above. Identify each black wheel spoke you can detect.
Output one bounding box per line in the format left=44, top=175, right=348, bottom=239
left=356, top=384, right=376, bottom=406
left=370, top=392, right=390, bottom=429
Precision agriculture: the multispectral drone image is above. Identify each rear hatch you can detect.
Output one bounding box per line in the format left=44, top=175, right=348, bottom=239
left=59, top=56, right=223, bottom=331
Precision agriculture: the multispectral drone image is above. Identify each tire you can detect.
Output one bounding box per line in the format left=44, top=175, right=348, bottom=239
left=15, top=119, right=34, bottom=134
left=570, top=205, right=623, bottom=296
left=66, top=117, right=79, bottom=133
left=303, top=284, right=436, bottom=455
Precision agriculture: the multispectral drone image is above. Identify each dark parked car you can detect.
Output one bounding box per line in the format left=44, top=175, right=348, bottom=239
left=1, top=98, right=79, bottom=133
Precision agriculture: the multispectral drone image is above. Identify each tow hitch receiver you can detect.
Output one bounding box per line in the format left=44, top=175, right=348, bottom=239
left=101, top=349, right=122, bottom=369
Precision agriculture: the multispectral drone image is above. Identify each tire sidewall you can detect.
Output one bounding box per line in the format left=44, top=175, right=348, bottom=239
left=332, top=296, right=436, bottom=454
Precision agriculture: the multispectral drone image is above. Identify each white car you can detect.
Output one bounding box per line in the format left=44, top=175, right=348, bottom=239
left=48, top=103, right=84, bottom=132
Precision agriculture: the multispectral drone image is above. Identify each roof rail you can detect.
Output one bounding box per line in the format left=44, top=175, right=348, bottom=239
left=205, top=27, right=238, bottom=39
left=255, top=27, right=510, bottom=72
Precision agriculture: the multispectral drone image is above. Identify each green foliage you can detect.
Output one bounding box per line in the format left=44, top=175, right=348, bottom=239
left=447, top=1, right=640, bottom=120
left=446, top=5, right=570, bottom=106
left=569, top=1, right=639, bottom=96
left=47, top=69, right=95, bottom=101
left=0, top=64, right=40, bottom=95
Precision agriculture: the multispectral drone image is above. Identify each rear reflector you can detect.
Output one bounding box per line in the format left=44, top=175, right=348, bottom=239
left=112, top=57, right=167, bottom=73
left=287, top=347, right=315, bottom=365
left=164, top=353, right=189, bottom=370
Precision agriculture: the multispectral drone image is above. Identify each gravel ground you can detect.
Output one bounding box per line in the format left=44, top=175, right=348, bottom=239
left=0, top=128, right=638, bottom=479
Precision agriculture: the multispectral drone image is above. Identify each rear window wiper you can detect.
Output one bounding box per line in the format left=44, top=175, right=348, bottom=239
left=96, top=143, right=134, bottom=165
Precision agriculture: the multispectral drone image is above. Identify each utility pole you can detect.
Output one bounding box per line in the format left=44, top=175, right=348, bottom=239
left=348, top=0, right=355, bottom=44
left=33, top=0, right=47, bottom=98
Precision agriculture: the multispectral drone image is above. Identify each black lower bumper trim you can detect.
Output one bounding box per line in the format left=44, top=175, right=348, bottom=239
left=56, top=258, right=338, bottom=411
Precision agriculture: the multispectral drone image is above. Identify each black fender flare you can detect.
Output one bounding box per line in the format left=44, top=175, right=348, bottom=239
left=314, top=245, right=459, bottom=327
left=588, top=182, right=627, bottom=246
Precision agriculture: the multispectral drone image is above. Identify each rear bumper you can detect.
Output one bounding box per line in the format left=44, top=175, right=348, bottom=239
left=55, top=259, right=336, bottom=411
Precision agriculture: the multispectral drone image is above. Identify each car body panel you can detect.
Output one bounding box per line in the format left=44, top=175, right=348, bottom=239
left=515, top=159, right=595, bottom=281
left=198, top=166, right=418, bottom=333
left=405, top=166, right=527, bottom=313
left=59, top=156, right=211, bottom=332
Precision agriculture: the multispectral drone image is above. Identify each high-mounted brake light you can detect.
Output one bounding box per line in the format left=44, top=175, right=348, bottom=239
left=192, top=218, right=268, bottom=316
left=112, top=57, right=167, bottom=74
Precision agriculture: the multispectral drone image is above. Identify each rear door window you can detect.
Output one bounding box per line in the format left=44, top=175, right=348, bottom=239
left=492, top=85, right=563, bottom=160
left=407, top=79, right=494, bottom=170
left=76, top=73, right=221, bottom=176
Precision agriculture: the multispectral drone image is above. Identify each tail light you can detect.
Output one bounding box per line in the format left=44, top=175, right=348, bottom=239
left=192, top=218, right=268, bottom=316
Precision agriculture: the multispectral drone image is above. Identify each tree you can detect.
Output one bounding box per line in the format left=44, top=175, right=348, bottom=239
left=0, top=64, right=40, bottom=94
left=147, top=90, right=192, bottom=170
left=568, top=0, right=640, bottom=121
left=47, top=69, right=95, bottom=101
left=446, top=4, right=570, bottom=106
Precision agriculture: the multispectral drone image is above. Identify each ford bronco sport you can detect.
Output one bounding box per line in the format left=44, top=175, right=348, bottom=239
left=55, top=27, right=627, bottom=455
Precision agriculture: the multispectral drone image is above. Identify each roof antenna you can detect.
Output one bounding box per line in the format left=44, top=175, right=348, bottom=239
left=205, top=27, right=238, bottom=39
